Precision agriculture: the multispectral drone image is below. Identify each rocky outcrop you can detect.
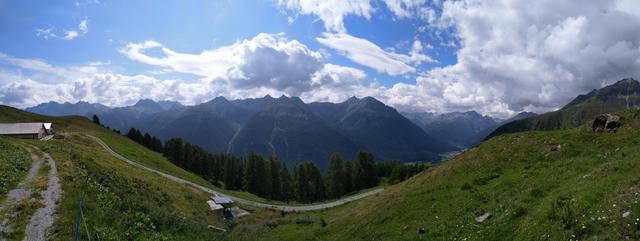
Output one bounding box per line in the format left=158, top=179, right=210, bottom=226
left=592, top=114, right=621, bottom=132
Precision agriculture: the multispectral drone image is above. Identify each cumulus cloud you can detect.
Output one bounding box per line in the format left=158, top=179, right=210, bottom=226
left=120, top=33, right=340, bottom=95
left=317, top=32, right=435, bottom=75
left=382, top=0, right=427, bottom=19
left=280, top=0, right=640, bottom=117
left=0, top=33, right=370, bottom=109
left=278, top=0, right=373, bottom=33
left=9, top=1, right=640, bottom=118
left=377, top=0, right=640, bottom=117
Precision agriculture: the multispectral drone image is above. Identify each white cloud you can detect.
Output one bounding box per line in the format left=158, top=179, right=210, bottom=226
left=78, top=19, right=88, bottom=33
left=38, top=18, right=89, bottom=40
left=378, top=0, right=640, bottom=117
left=381, top=0, right=427, bottom=19
left=279, top=0, right=437, bottom=77
left=10, top=0, right=640, bottom=119
left=0, top=33, right=372, bottom=109
left=63, top=30, right=79, bottom=40
left=316, top=32, right=435, bottom=75
left=34, top=27, right=56, bottom=39
left=64, top=19, right=89, bottom=40
left=121, top=33, right=336, bottom=95
left=278, top=0, right=373, bottom=33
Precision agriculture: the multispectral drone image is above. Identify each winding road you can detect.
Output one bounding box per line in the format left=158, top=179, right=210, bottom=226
left=88, top=135, right=384, bottom=212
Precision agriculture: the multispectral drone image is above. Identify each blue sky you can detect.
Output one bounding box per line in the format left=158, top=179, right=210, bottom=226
left=1, top=0, right=639, bottom=118
left=0, top=0, right=455, bottom=85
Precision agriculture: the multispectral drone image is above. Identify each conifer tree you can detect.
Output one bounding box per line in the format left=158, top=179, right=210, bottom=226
left=326, top=153, right=346, bottom=198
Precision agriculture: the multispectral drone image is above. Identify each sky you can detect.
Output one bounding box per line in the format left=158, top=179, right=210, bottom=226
left=1, top=0, right=639, bottom=118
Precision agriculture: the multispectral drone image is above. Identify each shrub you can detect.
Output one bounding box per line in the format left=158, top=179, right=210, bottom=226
left=547, top=196, right=577, bottom=229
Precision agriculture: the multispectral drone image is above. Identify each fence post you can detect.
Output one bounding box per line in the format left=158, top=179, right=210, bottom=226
left=74, top=196, right=84, bottom=241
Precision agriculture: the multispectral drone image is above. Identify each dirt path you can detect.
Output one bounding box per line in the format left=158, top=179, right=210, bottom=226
left=23, top=151, right=62, bottom=241
left=0, top=150, right=42, bottom=237
left=88, top=135, right=384, bottom=212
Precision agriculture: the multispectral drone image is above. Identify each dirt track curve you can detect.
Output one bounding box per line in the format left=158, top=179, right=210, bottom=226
left=88, top=135, right=384, bottom=212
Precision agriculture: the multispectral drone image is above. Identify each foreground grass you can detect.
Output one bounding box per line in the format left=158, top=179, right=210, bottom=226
left=249, top=110, right=640, bottom=240
left=32, top=134, right=227, bottom=240
left=0, top=137, right=30, bottom=201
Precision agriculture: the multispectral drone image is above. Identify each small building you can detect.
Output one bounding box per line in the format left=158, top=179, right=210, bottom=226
left=0, top=123, right=48, bottom=139
left=206, top=200, right=225, bottom=215
left=211, top=195, right=234, bottom=208
left=43, top=123, right=53, bottom=134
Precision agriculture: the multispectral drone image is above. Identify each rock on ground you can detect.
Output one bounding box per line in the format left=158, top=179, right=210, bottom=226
left=475, top=212, right=492, bottom=223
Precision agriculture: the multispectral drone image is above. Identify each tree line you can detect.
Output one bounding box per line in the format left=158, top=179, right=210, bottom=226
left=124, top=127, right=428, bottom=203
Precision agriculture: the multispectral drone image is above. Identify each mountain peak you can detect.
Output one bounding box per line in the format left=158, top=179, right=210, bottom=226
left=614, top=78, right=638, bottom=85
left=357, top=96, right=386, bottom=108
left=564, top=78, right=640, bottom=108
left=134, top=98, right=157, bottom=106
left=209, top=96, right=228, bottom=104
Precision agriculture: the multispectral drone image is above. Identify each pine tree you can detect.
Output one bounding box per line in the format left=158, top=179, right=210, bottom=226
left=164, top=138, right=184, bottom=167
left=183, top=143, right=194, bottom=171
left=92, top=114, right=101, bottom=125
left=280, top=162, right=293, bottom=201
left=389, top=164, right=408, bottom=184
left=326, top=153, right=345, bottom=198
left=269, top=157, right=282, bottom=200
left=126, top=128, right=137, bottom=140
left=295, top=164, right=310, bottom=202
left=307, top=163, right=326, bottom=201
left=256, top=155, right=271, bottom=198
left=344, top=160, right=353, bottom=194
left=223, top=156, right=236, bottom=190
left=353, top=150, right=377, bottom=190
left=243, top=152, right=260, bottom=194
left=143, top=133, right=152, bottom=148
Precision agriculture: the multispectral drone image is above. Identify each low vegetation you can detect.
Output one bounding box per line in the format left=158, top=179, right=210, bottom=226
left=245, top=110, right=640, bottom=240
left=0, top=137, right=29, bottom=197
left=35, top=133, right=226, bottom=240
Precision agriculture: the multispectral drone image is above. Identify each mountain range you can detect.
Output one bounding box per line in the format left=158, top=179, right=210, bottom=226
left=402, top=110, right=538, bottom=149
left=26, top=95, right=456, bottom=167
left=487, top=78, right=640, bottom=138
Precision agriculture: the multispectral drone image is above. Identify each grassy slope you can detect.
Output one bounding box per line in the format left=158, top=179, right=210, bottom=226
left=488, top=83, right=640, bottom=139
left=252, top=110, right=640, bottom=241
left=0, top=105, right=230, bottom=239
left=0, top=137, right=30, bottom=200
left=0, top=105, right=277, bottom=204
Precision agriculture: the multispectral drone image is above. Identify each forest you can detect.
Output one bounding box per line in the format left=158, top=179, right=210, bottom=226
left=125, top=128, right=428, bottom=202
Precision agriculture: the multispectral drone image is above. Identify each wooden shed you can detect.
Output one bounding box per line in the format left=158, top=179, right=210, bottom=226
left=0, top=123, right=48, bottom=139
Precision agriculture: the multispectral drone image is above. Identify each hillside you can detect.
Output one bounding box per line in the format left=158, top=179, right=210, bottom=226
left=0, top=105, right=235, bottom=240
left=26, top=96, right=451, bottom=165
left=243, top=109, right=640, bottom=240
left=488, top=78, right=640, bottom=138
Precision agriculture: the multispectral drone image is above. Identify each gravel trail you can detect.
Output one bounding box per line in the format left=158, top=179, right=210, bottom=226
left=23, top=151, right=62, bottom=241
left=0, top=150, right=42, bottom=237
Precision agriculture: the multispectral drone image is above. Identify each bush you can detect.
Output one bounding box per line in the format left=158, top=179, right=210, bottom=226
left=547, top=196, right=577, bottom=229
